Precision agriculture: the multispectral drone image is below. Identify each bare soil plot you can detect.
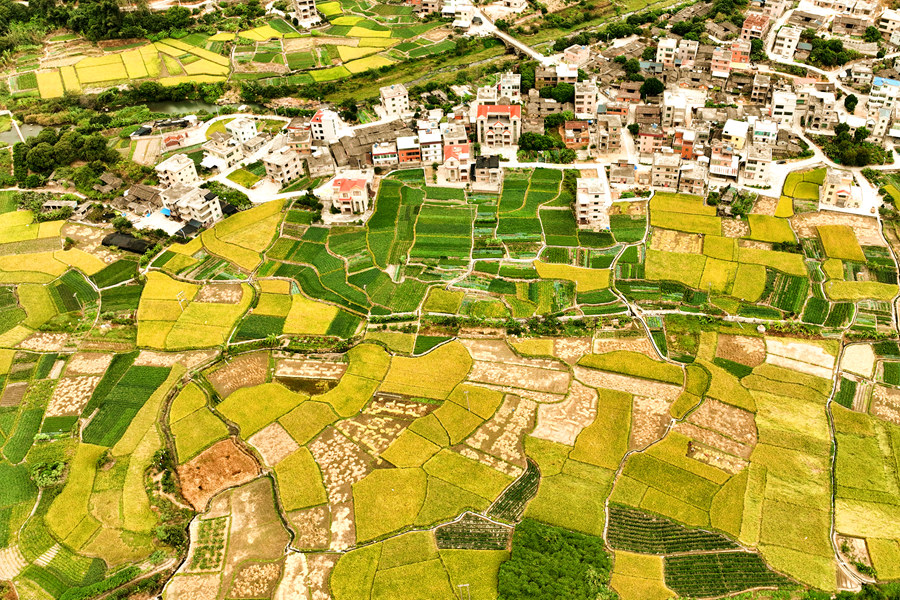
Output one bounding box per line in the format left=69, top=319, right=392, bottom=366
left=722, top=219, right=750, bottom=238
left=553, top=337, right=592, bottom=364
left=196, top=284, right=243, bottom=304
left=630, top=395, right=671, bottom=450
left=133, top=138, right=161, bottom=166
left=573, top=366, right=681, bottom=401
left=65, top=352, right=113, bottom=375
left=229, top=561, right=283, bottom=598
left=134, top=349, right=218, bottom=368
left=275, top=359, right=346, bottom=379
left=737, top=239, right=771, bottom=250
left=177, top=439, right=260, bottom=511
left=336, top=413, right=409, bottom=457
left=248, top=422, right=299, bottom=467
left=592, top=335, right=657, bottom=358
left=853, top=381, right=871, bottom=412
left=468, top=361, right=570, bottom=394
left=0, top=382, right=27, bottom=407
left=19, top=332, right=68, bottom=351
left=465, top=394, right=536, bottom=468
left=305, top=554, right=337, bottom=600
left=716, top=334, right=765, bottom=366
left=48, top=360, right=64, bottom=379
left=207, top=351, right=268, bottom=398
left=287, top=506, right=330, bottom=550
left=609, top=201, right=647, bottom=216
left=274, top=553, right=310, bottom=600
left=0, top=545, right=27, bottom=580
left=531, top=381, right=597, bottom=446
left=687, top=443, right=747, bottom=474
left=329, top=504, right=355, bottom=551
left=423, top=27, right=451, bottom=41
left=792, top=213, right=886, bottom=246
left=308, top=427, right=375, bottom=505
left=61, top=224, right=117, bottom=264
left=871, top=384, right=900, bottom=425
left=651, top=229, right=702, bottom=254
left=457, top=326, right=507, bottom=338
left=366, top=395, right=436, bottom=420
left=842, top=344, right=876, bottom=379
left=46, top=376, right=101, bottom=416
left=837, top=535, right=873, bottom=572
left=164, top=574, right=220, bottom=600
left=472, top=383, right=564, bottom=405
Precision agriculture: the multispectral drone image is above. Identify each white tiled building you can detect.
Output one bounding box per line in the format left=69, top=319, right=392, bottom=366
left=574, top=80, right=599, bottom=119
left=499, top=72, right=521, bottom=103
left=772, top=26, right=802, bottom=60
left=159, top=184, right=223, bottom=225
left=380, top=84, right=410, bottom=118
left=155, top=153, right=199, bottom=188
left=575, top=174, right=612, bottom=228
left=770, top=90, right=798, bottom=126
left=868, top=77, right=900, bottom=111
left=741, top=144, right=772, bottom=186
left=225, top=118, right=258, bottom=145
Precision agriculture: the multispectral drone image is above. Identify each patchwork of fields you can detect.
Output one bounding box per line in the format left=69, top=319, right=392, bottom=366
left=1, top=163, right=900, bottom=599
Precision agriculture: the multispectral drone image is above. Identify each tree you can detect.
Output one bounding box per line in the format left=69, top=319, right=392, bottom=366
left=639, top=77, right=664, bottom=98
left=854, top=127, right=870, bottom=144
left=864, top=26, right=882, bottom=43
left=750, top=38, right=766, bottom=61
left=622, top=58, right=641, bottom=75
left=111, top=216, right=131, bottom=232
left=641, top=46, right=655, bottom=60
left=845, top=93, right=858, bottom=113
left=26, top=143, right=56, bottom=174
left=627, top=123, right=640, bottom=136
left=551, top=82, right=575, bottom=104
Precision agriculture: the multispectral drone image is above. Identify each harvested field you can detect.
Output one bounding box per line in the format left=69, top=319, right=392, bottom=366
left=716, top=335, right=765, bottom=366
left=752, top=196, right=778, bottom=216
left=460, top=338, right=562, bottom=369
left=464, top=394, right=536, bottom=467
left=650, top=229, right=703, bottom=254
left=207, top=351, right=268, bottom=398
left=164, top=574, right=220, bottom=600
left=842, top=344, right=875, bottom=379
left=230, top=561, right=283, bottom=598
left=673, top=422, right=753, bottom=460
left=196, top=283, right=244, bottom=303
left=468, top=361, right=570, bottom=394
left=61, top=223, right=118, bottom=264
left=630, top=395, right=671, bottom=450
left=791, top=213, right=885, bottom=247
left=687, top=443, right=747, bottom=474
left=553, top=337, right=592, bottom=364
left=308, top=427, right=375, bottom=505
left=288, top=506, right=330, bottom=549
left=573, top=366, right=681, bottom=401
left=0, top=382, right=27, bottom=407
left=592, top=336, right=657, bottom=358
left=248, top=422, right=299, bottom=467
left=19, top=332, right=68, bottom=351
left=365, top=395, right=436, bottom=420
left=336, top=412, right=411, bottom=457
left=65, top=352, right=113, bottom=375
left=765, top=338, right=835, bottom=379
left=45, top=375, right=100, bottom=416
left=531, top=381, right=597, bottom=446
left=177, top=439, right=260, bottom=510
left=275, top=359, right=347, bottom=379
left=133, top=349, right=218, bottom=368
left=871, top=384, right=900, bottom=425
left=722, top=219, right=750, bottom=238
left=472, top=383, right=563, bottom=405
left=686, top=399, right=756, bottom=448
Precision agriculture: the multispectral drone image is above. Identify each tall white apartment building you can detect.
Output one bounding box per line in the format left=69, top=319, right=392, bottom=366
left=770, top=90, right=798, bottom=126
left=380, top=84, right=410, bottom=118
left=575, top=174, right=612, bottom=228
left=574, top=80, right=599, bottom=119
left=868, top=77, right=900, bottom=112
left=772, top=26, right=802, bottom=60
left=225, top=118, right=258, bottom=145
left=499, top=72, right=521, bottom=103
left=155, top=153, right=199, bottom=188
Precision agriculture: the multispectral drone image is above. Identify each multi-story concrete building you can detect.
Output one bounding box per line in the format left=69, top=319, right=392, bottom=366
left=676, top=39, right=700, bottom=66
left=832, top=14, right=868, bottom=37
left=741, top=12, right=770, bottom=41
left=752, top=119, right=779, bottom=145
left=711, top=46, right=731, bottom=78
left=418, top=130, right=443, bottom=164
left=773, top=26, right=802, bottom=59
left=159, top=184, right=222, bottom=225
left=396, top=136, right=421, bottom=163
left=575, top=175, right=611, bottom=228
left=871, top=107, right=893, bottom=139
left=709, top=140, right=740, bottom=179
left=535, top=63, right=578, bottom=89
left=678, top=161, right=707, bottom=196
left=441, top=143, right=471, bottom=183
left=201, top=133, right=242, bottom=171
left=742, top=144, right=772, bottom=186
left=821, top=168, right=859, bottom=208
left=730, top=39, right=751, bottom=70
left=657, top=38, right=678, bottom=68
left=332, top=177, right=371, bottom=214
left=751, top=74, right=771, bottom=103
left=475, top=105, right=521, bottom=145
left=225, top=118, right=258, bottom=145
left=263, top=146, right=304, bottom=185
left=638, top=123, right=666, bottom=156
left=868, top=77, right=900, bottom=111
left=155, top=153, right=199, bottom=188
left=673, top=128, right=698, bottom=159
left=879, top=8, right=900, bottom=38
left=372, top=141, right=399, bottom=166
left=596, top=115, right=622, bottom=153
left=723, top=119, right=749, bottom=150
left=563, top=44, right=591, bottom=67
left=804, top=90, right=838, bottom=131
left=310, top=108, right=346, bottom=143
left=651, top=151, right=681, bottom=190
left=472, top=155, right=502, bottom=187
left=662, top=91, right=689, bottom=129
left=499, top=72, right=521, bottom=103
left=574, top=80, right=598, bottom=119
left=292, top=0, right=320, bottom=25
left=770, top=90, right=798, bottom=126
left=380, top=84, right=410, bottom=118
left=564, top=121, right=591, bottom=149
left=421, top=0, right=441, bottom=13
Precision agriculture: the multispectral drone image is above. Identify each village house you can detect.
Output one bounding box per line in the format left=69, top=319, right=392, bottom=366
left=332, top=177, right=371, bottom=214
left=155, top=153, right=199, bottom=188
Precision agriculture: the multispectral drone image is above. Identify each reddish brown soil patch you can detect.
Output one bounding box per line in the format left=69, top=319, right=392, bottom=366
left=207, top=351, right=268, bottom=398
left=0, top=382, right=27, bottom=407
left=177, top=439, right=260, bottom=511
